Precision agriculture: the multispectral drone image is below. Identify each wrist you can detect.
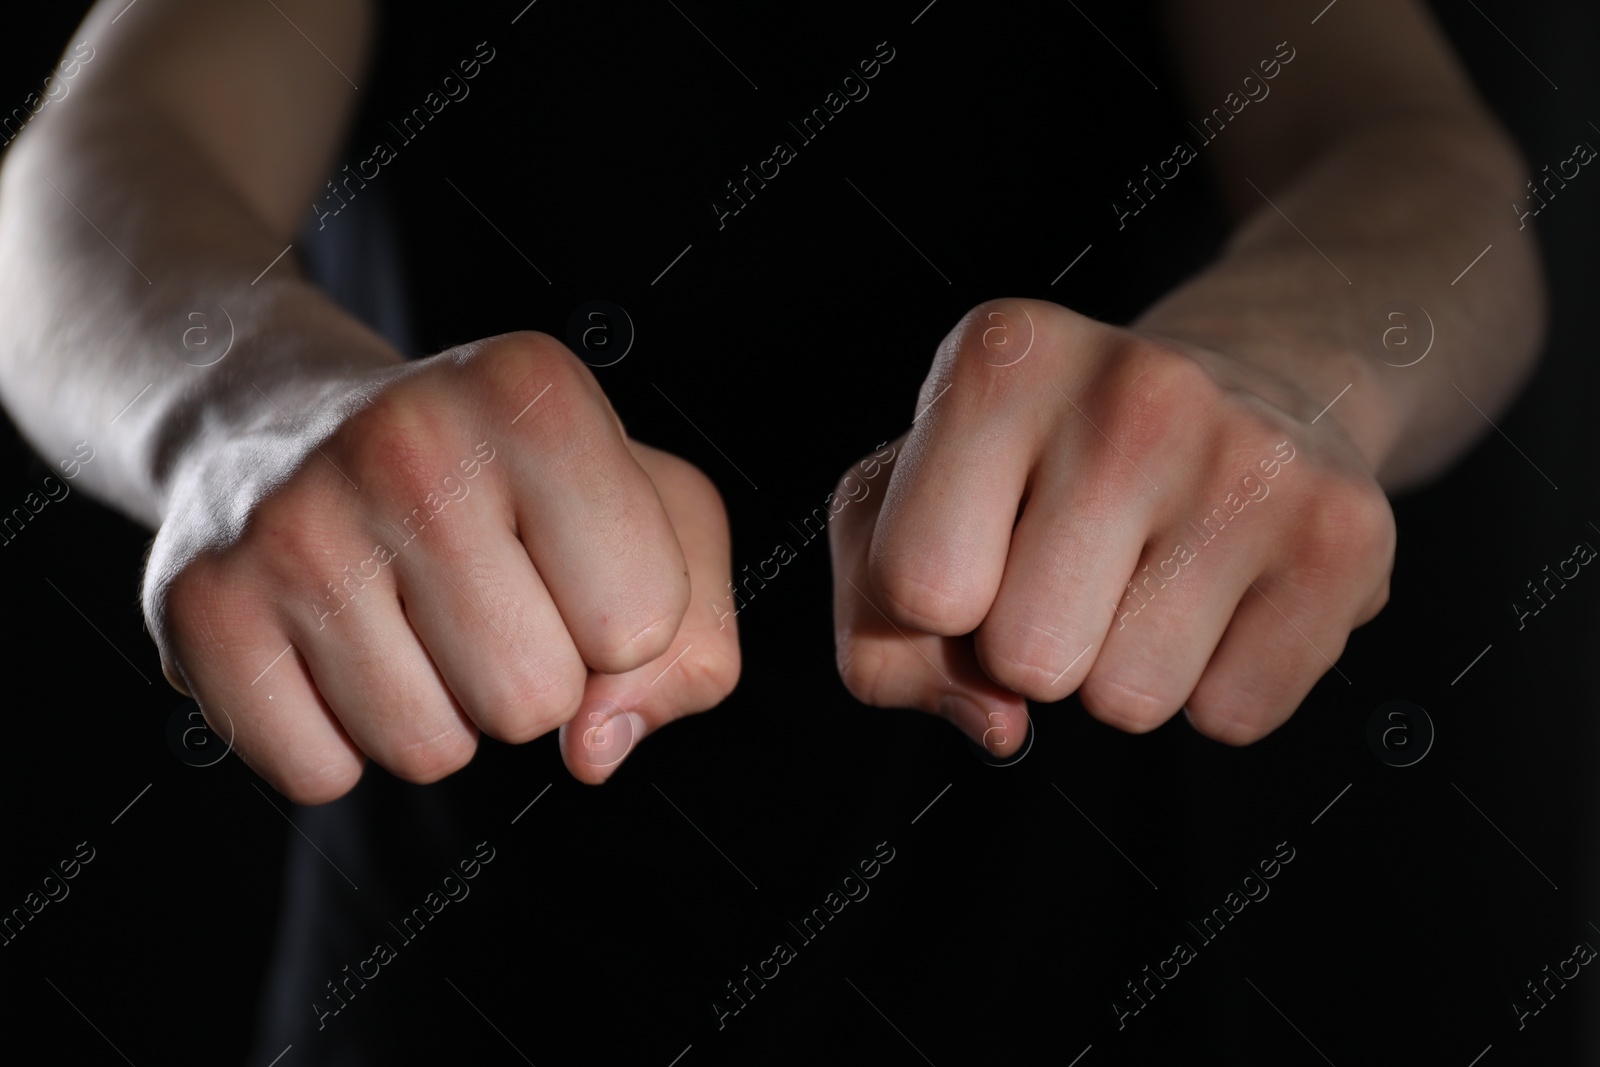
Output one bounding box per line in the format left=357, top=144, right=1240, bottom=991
left=1128, top=309, right=1403, bottom=481
left=153, top=283, right=406, bottom=519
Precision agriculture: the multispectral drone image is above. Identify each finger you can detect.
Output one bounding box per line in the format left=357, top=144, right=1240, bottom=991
left=1186, top=476, right=1392, bottom=743
left=292, top=580, right=480, bottom=784
left=559, top=444, right=741, bottom=783
left=160, top=566, right=366, bottom=804
left=831, top=458, right=1029, bottom=757
left=481, top=335, right=689, bottom=673
left=1183, top=578, right=1354, bottom=744
left=392, top=511, right=589, bottom=745
left=972, top=420, right=1163, bottom=702
left=179, top=637, right=366, bottom=804
left=1075, top=526, right=1257, bottom=735
left=868, top=301, right=1054, bottom=635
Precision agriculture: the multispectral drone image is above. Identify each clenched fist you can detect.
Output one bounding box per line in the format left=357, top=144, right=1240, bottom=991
left=144, top=332, right=739, bottom=802
left=830, top=299, right=1394, bottom=755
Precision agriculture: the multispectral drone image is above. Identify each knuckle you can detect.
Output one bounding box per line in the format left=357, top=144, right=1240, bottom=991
left=649, top=445, right=722, bottom=502
left=673, top=640, right=743, bottom=712
left=159, top=557, right=258, bottom=653
left=935, top=299, right=1042, bottom=403
left=515, top=381, right=613, bottom=466
left=1362, top=575, right=1392, bottom=621
left=158, top=559, right=220, bottom=634
left=250, top=494, right=349, bottom=585
left=272, top=753, right=366, bottom=806
left=587, top=604, right=686, bottom=675
left=471, top=329, right=580, bottom=383
left=475, top=681, right=584, bottom=744
left=870, top=551, right=983, bottom=635
left=338, top=389, right=448, bottom=501
left=1341, top=482, right=1396, bottom=557
left=877, top=569, right=971, bottom=634
left=673, top=469, right=727, bottom=531
left=386, top=725, right=478, bottom=784
left=835, top=628, right=893, bottom=707
left=947, top=297, right=1054, bottom=363
left=473, top=332, right=605, bottom=438
left=976, top=619, right=1075, bottom=698
left=1184, top=701, right=1273, bottom=746
left=1093, top=348, right=1213, bottom=464
left=1078, top=672, right=1176, bottom=734
left=1291, top=480, right=1395, bottom=585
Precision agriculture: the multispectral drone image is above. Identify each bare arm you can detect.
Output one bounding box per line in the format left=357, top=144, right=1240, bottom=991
left=829, top=0, right=1547, bottom=751
left=0, top=0, right=740, bottom=801
left=0, top=0, right=394, bottom=528
left=1144, top=0, right=1545, bottom=492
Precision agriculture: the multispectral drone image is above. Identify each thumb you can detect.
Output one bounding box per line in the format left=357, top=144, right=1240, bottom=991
left=559, top=443, right=740, bottom=783
left=829, top=446, right=1029, bottom=758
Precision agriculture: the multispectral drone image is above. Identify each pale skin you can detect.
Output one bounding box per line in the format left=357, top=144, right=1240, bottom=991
left=0, top=0, right=1543, bottom=798
left=831, top=1, right=1544, bottom=752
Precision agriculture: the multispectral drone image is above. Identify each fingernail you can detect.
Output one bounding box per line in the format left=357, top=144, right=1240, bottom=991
left=961, top=703, right=1035, bottom=767
left=575, top=700, right=645, bottom=773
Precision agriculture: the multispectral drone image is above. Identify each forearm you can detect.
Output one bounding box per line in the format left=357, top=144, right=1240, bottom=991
left=0, top=103, right=402, bottom=528
left=1133, top=116, right=1545, bottom=492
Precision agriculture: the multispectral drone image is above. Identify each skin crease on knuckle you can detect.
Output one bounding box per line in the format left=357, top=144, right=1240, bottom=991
left=489, top=352, right=691, bottom=658
left=674, top=640, right=743, bottom=712
left=1186, top=703, right=1276, bottom=747
left=581, top=556, right=688, bottom=674
left=178, top=376, right=483, bottom=787
left=385, top=720, right=478, bottom=784
left=872, top=556, right=982, bottom=638
left=1079, top=672, right=1176, bottom=735
left=276, top=753, right=365, bottom=807
left=976, top=603, right=1089, bottom=698
left=470, top=663, right=586, bottom=745
left=868, top=460, right=1012, bottom=635
left=1188, top=624, right=1341, bottom=746
left=834, top=624, right=895, bottom=709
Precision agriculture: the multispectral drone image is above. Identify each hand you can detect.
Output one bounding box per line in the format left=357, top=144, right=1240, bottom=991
left=144, top=332, right=740, bottom=801
left=829, top=299, right=1393, bottom=753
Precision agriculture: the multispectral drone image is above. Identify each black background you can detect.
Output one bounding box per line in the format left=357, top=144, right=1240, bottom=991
left=1, top=1, right=1597, bottom=1063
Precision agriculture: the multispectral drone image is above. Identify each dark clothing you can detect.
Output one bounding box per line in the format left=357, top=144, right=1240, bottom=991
left=244, top=2, right=1600, bottom=1064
